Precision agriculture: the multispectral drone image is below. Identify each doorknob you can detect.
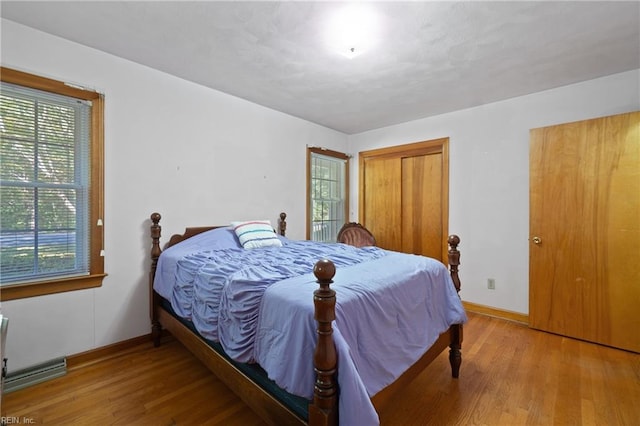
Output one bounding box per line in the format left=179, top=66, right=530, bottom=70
left=532, top=236, right=542, bottom=245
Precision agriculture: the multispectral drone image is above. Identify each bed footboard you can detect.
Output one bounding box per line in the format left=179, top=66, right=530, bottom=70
left=309, top=236, right=464, bottom=422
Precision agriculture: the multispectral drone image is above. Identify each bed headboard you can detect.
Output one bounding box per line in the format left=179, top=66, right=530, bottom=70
left=150, top=212, right=287, bottom=252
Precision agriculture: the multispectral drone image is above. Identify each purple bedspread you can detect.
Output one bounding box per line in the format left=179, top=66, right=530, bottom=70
left=255, top=252, right=467, bottom=425
left=153, top=236, right=467, bottom=426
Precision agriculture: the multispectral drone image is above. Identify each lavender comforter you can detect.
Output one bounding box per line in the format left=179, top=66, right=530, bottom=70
left=153, top=229, right=467, bottom=426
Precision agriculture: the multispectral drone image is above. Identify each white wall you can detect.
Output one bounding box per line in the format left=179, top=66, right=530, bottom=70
left=0, top=19, right=348, bottom=371
left=348, top=69, right=640, bottom=315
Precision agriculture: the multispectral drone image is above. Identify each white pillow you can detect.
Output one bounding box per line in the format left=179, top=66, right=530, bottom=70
left=231, top=220, right=283, bottom=249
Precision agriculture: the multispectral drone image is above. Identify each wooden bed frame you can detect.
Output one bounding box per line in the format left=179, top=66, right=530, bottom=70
left=149, top=212, right=463, bottom=426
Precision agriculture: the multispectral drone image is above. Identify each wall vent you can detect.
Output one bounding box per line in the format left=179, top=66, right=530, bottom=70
left=4, top=357, right=67, bottom=393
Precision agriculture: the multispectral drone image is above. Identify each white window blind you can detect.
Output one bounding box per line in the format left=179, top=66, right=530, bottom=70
left=0, top=82, right=91, bottom=285
left=310, top=152, right=347, bottom=242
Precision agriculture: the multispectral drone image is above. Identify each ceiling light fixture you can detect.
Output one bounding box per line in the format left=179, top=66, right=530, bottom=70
left=326, top=4, right=379, bottom=59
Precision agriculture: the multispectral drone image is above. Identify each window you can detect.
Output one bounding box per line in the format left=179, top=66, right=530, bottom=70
left=307, top=147, right=349, bottom=242
left=0, top=68, right=105, bottom=300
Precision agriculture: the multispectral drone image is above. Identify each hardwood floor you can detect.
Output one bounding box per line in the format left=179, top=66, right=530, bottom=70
left=3, top=312, right=639, bottom=425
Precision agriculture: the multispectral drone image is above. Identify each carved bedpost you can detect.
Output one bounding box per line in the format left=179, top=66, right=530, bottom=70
left=447, top=234, right=461, bottom=293
left=447, top=234, right=463, bottom=378
left=150, top=212, right=163, bottom=347
left=278, top=212, right=287, bottom=236
left=308, top=259, right=338, bottom=426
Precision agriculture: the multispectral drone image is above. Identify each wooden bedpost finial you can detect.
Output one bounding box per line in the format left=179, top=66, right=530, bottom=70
left=279, top=212, right=287, bottom=236
left=150, top=213, right=162, bottom=260
left=313, top=259, right=336, bottom=283
left=448, top=234, right=460, bottom=249
left=151, top=212, right=161, bottom=224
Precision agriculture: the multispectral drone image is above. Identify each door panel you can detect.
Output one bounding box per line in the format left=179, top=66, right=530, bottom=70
left=362, top=156, right=402, bottom=251
left=401, top=153, right=442, bottom=260
left=529, top=111, right=640, bottom=352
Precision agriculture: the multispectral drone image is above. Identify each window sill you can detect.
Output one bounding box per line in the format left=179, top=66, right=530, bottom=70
left=0, top=273, right=107, bottom=301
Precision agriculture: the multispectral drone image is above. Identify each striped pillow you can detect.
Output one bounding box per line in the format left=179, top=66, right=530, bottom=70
left=231, top=220, right=283, bottom=249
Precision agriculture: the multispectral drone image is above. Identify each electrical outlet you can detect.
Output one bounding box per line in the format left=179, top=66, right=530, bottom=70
left=487, top=278, right=496, bottom=290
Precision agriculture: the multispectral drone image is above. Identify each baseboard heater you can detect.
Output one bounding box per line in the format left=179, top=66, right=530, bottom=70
left=4, top=357, right=67, bottom=393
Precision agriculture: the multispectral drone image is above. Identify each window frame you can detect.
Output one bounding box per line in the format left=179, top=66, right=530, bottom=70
left=306, top=147, right=350, bottom=241
left=0, top=67, right=105, bottom=301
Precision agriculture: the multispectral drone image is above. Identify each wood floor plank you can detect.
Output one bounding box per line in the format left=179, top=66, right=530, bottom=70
left=3, top=313, right=638, bottom=425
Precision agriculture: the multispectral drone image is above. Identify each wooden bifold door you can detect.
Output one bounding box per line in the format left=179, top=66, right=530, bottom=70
left=359, top=138, right=449, bottom=263
left=529, top=111, right=639, bottom=353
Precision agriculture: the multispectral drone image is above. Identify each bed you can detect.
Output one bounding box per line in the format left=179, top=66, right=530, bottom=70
left=149, top=212, right=466, bottom=426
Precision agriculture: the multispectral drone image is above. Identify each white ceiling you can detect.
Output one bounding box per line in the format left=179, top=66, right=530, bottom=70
left=2, top=1, right=639, bottom=134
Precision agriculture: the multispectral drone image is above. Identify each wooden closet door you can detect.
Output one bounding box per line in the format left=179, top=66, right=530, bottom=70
left=362, top=156, right=403, bottom=251
left=359, top=138, right=449, bottom=262
left=529, top=111, right=640, bottom=352
left=401, top=154, right=442, bottom=260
